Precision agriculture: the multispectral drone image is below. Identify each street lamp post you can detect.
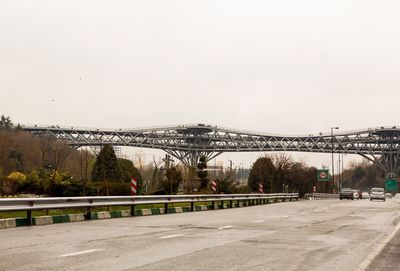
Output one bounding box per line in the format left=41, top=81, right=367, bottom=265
left=331, top=127, right=339, bottom=193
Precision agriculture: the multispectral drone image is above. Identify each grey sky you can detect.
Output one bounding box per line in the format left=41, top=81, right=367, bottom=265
left=1, top=1, right=399, bottom=168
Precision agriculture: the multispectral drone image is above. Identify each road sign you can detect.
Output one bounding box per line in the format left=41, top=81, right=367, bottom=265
left=211, top=180, right=217, bottom=193
left=317, top=169, right=330, bottom=182
left=130, top=178, right=137, bottom=195
left=385, top=179, right=398, bottom=192
left=259, top=183, right=264, bottom=193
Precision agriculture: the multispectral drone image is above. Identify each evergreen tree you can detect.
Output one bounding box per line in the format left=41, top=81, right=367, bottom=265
left=91, top=145, right=120, bottom=195
left=118, top=158, right=143, bottom=194
left=118, top=158, right=142, bottom=182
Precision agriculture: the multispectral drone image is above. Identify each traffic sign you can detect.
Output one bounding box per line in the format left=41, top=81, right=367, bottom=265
left=259, top=183, right=264, bottom=193
left=211, top=180, right=217, bottom=193
left=385, top=179, right=398, bottom=192
left=317, top=169, right=330, bottom=182
left=130, top=178, right=137, bottom=195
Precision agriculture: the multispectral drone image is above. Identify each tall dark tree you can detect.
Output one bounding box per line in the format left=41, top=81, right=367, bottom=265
left=0, top=115, right=13, bottom=129
left=118, top=158, right=142, bottom=182
left=163, top=166, right=183, bottom=194
left=248, top=156, right=275, bottom=192
left=118, top=158, right=143, bottom=194
left=197, top=156, right=209, bottom=191
left=91, top=145, right=120, bottom=195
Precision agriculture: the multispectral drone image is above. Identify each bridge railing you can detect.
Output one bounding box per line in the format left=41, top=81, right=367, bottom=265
left=0, top=193, right=299, bottom=226
left=304, top=193, right=339, bottom=200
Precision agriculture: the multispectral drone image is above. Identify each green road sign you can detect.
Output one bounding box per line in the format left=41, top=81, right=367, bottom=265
left=317, top=169, right=330, bottom=182
left=385, top=179, right=398, bottom=192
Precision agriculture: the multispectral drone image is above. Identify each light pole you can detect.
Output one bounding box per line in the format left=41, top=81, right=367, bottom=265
left=331, top=127, right=339, bottom=192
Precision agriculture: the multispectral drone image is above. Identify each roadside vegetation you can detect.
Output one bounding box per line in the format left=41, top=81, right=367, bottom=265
left=0, top=114, right=385, bottom=199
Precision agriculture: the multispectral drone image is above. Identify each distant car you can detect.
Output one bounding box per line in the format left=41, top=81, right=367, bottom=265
left=385, top=193, right=393, bottom=199
left=361, top=192, right=370, bottom=199
left=353, top=190, right=360, bottom=199
left=370, top=187, right=385, bottom=201
left=340, top=188, right=354, bottom=200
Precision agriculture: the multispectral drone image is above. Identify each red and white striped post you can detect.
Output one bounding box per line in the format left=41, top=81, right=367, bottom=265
left=130, top=178, right=137, bottom=196
left=211, top=180, right=217, bottom=193
left=258, top=183, right=264, bottom=193
left=313, top=186, right=317, bottom=193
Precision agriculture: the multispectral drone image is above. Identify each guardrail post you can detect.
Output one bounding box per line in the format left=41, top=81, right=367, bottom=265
left=131, top=205, right=135, bottom=216
left=191, top=201, right=194, bottom=212
left=212, top=201, right=215, bottom=210
left=85, top=207, right=92, bottom=220
left=26, top=210, right=32, bottom=226
left=220, top=200, right=224, bottom=209
left=230, top=200, right=233, bottom=208
left=164, top=203, right=169, bottom=214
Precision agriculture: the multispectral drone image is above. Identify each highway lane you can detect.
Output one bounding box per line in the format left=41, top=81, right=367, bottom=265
left=1, top=198, right=400, bottom=271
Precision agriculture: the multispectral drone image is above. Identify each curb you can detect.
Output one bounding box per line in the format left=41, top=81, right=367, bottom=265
left=0, top=205, right=209, bottom=229
left=0, top=197, right=296, bottom=229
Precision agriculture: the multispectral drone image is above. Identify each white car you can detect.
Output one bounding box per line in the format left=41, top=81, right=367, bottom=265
left=361, top=192, right=370, bottom=199
left=353, top=190, right=359, bottom=199
left=370, top=188, right=385, bottom=201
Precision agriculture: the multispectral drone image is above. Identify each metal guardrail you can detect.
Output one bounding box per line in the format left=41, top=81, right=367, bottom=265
left=304, top=193, right=339, bottom=200
left=0, top=193, right=298, bottom=226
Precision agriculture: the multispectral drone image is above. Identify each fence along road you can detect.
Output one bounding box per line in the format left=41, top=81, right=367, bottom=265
left=1, top=197, right=400, bottom=271
left=0, top=193, right=298, bottom=226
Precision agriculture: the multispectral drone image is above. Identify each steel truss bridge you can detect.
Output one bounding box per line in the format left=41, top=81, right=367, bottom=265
left=21, top=124, right=400, bottom=178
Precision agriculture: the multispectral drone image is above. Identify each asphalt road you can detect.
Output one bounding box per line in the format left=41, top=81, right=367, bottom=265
left=1, top=198, right=400, bottom=271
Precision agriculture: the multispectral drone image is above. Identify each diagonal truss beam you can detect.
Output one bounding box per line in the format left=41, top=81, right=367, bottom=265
left=21, top=124, right=400, bottom=174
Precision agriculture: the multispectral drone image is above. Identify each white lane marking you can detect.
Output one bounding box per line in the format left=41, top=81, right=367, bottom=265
left=58, top=249, right=104, bottom=258
left=252, top=220, right=264, bottom=223
left=356, top=217, right=400, bottom=271
left=159, top=234, right=184, bottom=239
left=219, top=225, right=234, bottom=230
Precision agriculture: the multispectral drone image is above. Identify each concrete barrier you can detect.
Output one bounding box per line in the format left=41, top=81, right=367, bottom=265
left=0, top=194, right=299, bottom=229
left=69, top=214, right=85, bottom=222
left=34, top=216, right=53, bottom=226
left=175, top=207, right=183, bottom=213
left=0, top=218, right=16, bottom=229
left=141, top=209, right=152, bottom=216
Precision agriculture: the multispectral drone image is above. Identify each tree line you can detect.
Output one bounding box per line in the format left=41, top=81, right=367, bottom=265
left=0, top=115, right=385, bottom=197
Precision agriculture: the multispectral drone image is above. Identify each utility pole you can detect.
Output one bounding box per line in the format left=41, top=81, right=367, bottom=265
left=337, top=153, right=343, bottom=190
left=331, top=127, right=339, bottom=192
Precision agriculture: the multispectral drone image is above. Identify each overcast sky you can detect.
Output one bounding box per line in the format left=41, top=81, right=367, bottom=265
left=1, top=1, right=399, bottom=168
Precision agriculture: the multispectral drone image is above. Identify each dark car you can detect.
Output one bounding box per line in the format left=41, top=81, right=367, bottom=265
left=340, top=188, right=354, bottom=200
